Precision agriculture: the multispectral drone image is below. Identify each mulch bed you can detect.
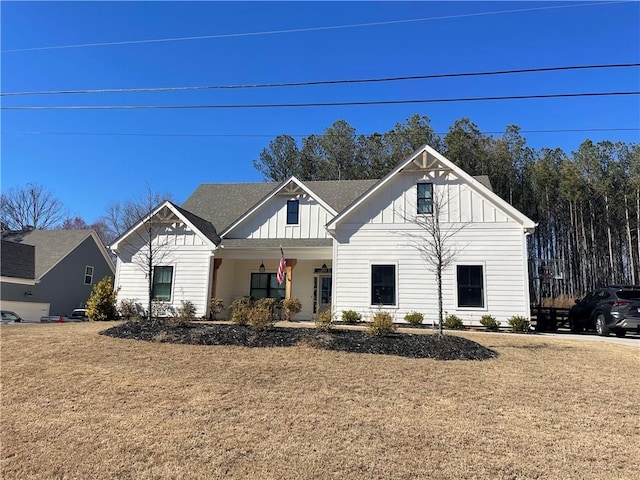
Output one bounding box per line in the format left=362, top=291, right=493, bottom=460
left=100, top=320, right=497, bottom=361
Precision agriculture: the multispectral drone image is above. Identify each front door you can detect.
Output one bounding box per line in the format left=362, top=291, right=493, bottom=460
left=314, top=275, right=332, bottom=315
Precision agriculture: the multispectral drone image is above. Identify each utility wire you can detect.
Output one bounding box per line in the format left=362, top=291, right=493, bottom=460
left=2, top=128, right=638, bottom=138
left=2, top=1, right=629, bottom=53
left=3, top=63, right=638, bottom=97
left=3, top=91, right=638, bottom=110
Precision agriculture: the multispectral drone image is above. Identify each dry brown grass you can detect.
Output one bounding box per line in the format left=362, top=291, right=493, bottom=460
left=1, top=322, right=638, bottom=480
left=542, top=294, right=577, bottom=308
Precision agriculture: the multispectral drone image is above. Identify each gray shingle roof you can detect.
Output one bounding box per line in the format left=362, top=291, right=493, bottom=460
left=181, top=176, right=491, bottom=235
left=474, top=175, right=493, bottom=192
left=182, top=179, right=378, bottom=233
left=170, top=202, right=221, bottom=244
left=1, top=229, right=95, bottom=278
left=1, top=240, right=35, bottom=279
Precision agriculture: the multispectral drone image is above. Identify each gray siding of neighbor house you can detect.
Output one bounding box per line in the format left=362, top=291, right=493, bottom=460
left=1, top=237, right=114, bottom=315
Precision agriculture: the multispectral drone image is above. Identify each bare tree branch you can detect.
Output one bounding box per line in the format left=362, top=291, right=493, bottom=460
left=0, top=183, right=66, bottom=230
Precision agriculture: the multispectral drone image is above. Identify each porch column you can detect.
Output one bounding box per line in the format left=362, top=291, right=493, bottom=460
left=211, top=258, right=222, bottom=299
left=285, top=259, right=297, bottom=299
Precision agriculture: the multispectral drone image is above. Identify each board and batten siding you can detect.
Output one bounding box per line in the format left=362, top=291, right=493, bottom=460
left=332, top=172, right=531, bottom=325
left=114, top=224, right=214, bottom=317
left=344, top=172, right=514, bottom=226
left=227, top=195, right=332, bottom=240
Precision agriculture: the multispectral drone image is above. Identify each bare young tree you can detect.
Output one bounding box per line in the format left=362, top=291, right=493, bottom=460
left=100, top=190, right=173, bottom=246
left=399, top=184, right=470, bottom=335
left=0, top=183, right=66, bottom=230
left=108, top=188, right=174, bottom=319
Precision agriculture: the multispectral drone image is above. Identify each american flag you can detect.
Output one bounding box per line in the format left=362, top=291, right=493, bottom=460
left=277, top=248, right=287, bottom=285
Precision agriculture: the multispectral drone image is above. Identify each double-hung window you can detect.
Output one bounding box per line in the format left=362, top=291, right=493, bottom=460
left=287, top=200, right=299, bottom=225
left=417, top=183, right=433, bottom=214
left=152, top=266, right=174, bottom=301
left=371, top=265, right=396, bottom=306
left=251, top=273, right=285, bottom=300
left=84, top=266, right=94, bottom=285
left=457, top=265, right=484, bottom=308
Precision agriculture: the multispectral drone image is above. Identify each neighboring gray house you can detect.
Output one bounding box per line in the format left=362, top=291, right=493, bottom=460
left=1, top=229, right=115, bottom=321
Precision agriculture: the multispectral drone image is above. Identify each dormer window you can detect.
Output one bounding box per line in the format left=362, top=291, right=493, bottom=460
left=417, top=183, right=433, bottom=214
left=287, top=200, right=299, bottom=224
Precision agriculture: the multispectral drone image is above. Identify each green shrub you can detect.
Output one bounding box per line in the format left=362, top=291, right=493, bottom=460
left=229, top=297, right=252, bottom=325
left=404, top=311, right=424, bottom=326
left=479, top=314, right=500, bottom=331
left=315, top=309, right=334, bottom=331
left=367, top=311, right=396, bottom=336
left=282, top=297, right=302, bottom=321
left=86, top=276, right=119, bottom=321
left=443, top=314, right=464, bottom=329
left=170, top=300, right=197, bottom=328
left=209, top=297, right=224, bottom=320
left=508, top=315, right=531, bottom=332
left=341, top=309, right=362, bottom=324
left=247, top=298, right=278, bottom=330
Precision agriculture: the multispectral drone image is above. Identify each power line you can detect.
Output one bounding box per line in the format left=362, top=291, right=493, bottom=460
left=1, top=128, right=638, bottom=138
left=3, top=91, right=638, bottom=110
left=2, top=1, right=629, bottom=53
left=3, top=63, right=638, bottom=97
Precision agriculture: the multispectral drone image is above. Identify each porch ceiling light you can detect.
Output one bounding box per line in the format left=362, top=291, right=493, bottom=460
left=259, top=262, right=266, bottom=273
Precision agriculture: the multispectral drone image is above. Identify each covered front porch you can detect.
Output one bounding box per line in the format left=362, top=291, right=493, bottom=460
left=211, top=240, right=333, bottom=320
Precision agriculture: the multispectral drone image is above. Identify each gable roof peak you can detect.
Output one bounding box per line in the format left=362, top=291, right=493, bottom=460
left=110, top=200, right=220, bottom=251
left=326, top=144, right=536, bottom=230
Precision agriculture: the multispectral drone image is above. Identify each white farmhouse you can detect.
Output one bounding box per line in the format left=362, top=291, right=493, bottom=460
left=111, top=145, right=536, bottom=326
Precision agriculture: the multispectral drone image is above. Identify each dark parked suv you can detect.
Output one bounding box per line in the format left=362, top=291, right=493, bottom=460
left=568, top=285, right=640, bottom=337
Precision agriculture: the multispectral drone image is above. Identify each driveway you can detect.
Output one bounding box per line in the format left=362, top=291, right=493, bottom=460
left=536, top=329, right=640, bottom=347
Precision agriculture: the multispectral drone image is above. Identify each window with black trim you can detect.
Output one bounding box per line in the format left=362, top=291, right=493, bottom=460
left=457, top=265, right=484, bottom=307
left=417, top=183, right=433, bottom=214
left=152, top=266, right=174, bottom=300
left=251, top=273, right=285, bottom=300
left=371, top=265, right=396, bottom=305
left=84, top=266, right=94, bottom=285
left=287, top=200, right=299, bottom=224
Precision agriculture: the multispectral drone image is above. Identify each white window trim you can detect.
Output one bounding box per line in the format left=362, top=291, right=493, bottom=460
left=369, top=261, right=399, bottom=309
left=84, top=266, right=94, bottom=285
left=454, top=262, right=487, bottom=311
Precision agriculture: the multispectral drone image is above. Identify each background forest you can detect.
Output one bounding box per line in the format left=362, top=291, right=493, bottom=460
left=253, top=115, right=640, bottom=302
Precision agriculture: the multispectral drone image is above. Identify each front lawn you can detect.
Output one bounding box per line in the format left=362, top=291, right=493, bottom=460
left=1, top=322, right=638, bottom=479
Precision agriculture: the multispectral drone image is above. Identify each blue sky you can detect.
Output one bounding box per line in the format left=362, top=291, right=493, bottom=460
left=2, top=1, right=639, bottom=225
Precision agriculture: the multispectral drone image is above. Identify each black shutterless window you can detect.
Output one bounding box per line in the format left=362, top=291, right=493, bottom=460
left=287, top=200, right=299, bottom=224
left=457, top=265, right=484, bottom=307
left=417, top=183, right=433, bottom=214
left=152, top=266, right=173, bottom=300
left=371, top=265, right=396, bottom=305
